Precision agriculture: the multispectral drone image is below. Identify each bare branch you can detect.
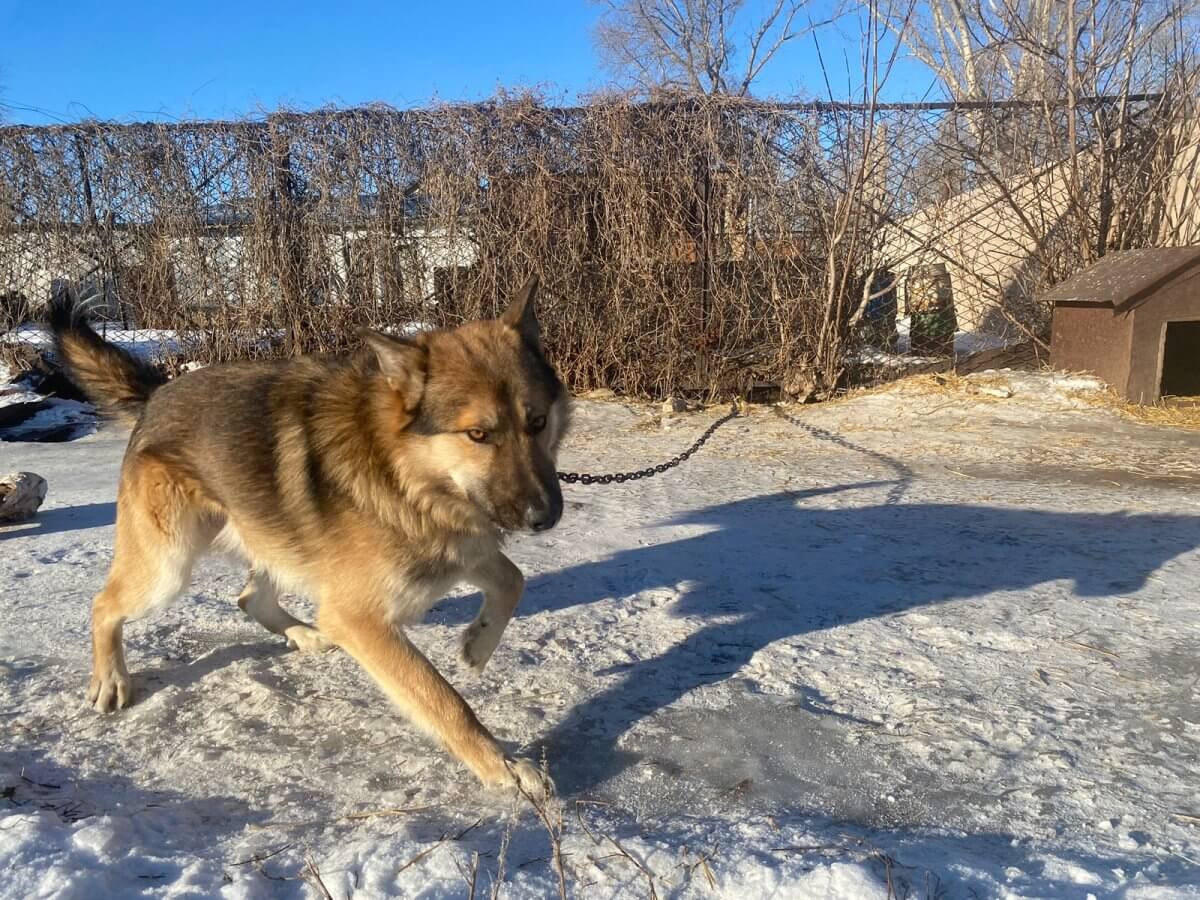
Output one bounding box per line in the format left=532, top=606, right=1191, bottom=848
left=593, top=0, right=840, bottom=96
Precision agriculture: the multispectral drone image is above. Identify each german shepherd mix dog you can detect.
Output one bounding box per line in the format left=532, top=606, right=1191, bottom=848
left=50, top=277, right=567, bottom=798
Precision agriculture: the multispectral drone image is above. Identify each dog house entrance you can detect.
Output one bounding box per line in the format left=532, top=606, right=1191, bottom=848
left=1161, top=321, right=1200, bottom=398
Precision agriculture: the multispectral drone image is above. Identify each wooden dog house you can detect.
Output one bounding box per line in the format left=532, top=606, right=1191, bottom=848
left=1048, top=247, right=1200, bottom=403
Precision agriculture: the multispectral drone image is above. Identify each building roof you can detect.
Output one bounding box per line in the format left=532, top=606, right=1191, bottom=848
left=1043, top=247, right=1200, bottom=313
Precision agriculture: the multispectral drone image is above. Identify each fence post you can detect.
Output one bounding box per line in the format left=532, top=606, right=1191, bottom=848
left=268, top=120, right=308, bottom=356
left=695, top=100, right=717, bottom=396
left=72, top=133, right=126, bottom=328
left=700, top=155, right=713, bottom=393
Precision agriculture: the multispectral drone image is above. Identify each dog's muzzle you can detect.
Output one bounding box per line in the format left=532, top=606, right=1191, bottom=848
left=525, top=486, right=563, bottom=533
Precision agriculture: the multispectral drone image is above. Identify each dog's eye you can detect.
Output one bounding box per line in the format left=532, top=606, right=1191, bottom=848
left=528, top=415, right=547, bottom=433
left=466, top=428, right=488, bottom=443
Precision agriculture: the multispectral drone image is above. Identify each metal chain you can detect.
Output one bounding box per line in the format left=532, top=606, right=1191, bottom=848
left=558, top=404, right=740, bottom=485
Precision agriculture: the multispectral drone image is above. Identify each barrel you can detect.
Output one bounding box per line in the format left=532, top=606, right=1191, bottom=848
left=905, top=263, right=957, bottom=357
left=859, top=268, right=898, bottom=351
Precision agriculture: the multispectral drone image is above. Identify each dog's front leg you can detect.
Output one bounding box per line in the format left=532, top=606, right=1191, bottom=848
left=460, top=551, right=524, bottom=674
left=318, top=601, right=551, bottom=798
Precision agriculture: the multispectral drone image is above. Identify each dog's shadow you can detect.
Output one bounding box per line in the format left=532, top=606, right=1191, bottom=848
left=0, top=501, right=116, bottom=537
left=135, top=640, right=290, bottom=699
left=488, top=483, right=1200, bottom=795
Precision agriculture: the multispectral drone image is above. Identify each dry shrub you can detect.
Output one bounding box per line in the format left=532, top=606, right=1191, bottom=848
left=0, top=91, right=1190, bottom=399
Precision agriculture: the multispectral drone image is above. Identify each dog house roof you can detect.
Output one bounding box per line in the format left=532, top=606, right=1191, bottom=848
left=1042, top=247, right=1200, bottom=314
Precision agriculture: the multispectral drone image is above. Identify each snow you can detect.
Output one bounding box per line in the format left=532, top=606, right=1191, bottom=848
left=0, top=386, right=97, bottom=442
left=892, top=315, right=1012, bottom=356
left=2, top=325, right=185, bottom=362
left=3, top=371, right=1200, bottom=898
left=3, top=322, right=434, bottom=365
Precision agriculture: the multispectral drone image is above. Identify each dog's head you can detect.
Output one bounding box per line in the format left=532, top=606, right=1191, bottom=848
left=363, top=276, right=570, bottom=533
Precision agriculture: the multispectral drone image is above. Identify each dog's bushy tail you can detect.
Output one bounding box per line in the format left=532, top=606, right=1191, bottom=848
left=48, top=291, right=165, bottom=425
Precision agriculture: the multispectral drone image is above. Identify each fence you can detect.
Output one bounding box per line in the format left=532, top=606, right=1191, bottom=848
left=1, top=93, right=1195, bottom=400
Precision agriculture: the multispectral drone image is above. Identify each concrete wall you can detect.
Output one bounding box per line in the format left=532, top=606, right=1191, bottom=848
left=884, top=117, right=1200, bottom=338
left=882, top=158, right=1081, bottom=334
left=1160, top=117, right=1200, bottom=246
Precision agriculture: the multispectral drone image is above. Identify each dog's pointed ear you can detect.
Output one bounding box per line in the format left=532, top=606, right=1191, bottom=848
left=501, top=275, right=540, bottom=345
left=362, top=329, right=427, bottom=411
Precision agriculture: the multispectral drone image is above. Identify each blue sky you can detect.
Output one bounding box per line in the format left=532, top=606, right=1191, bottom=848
left=0, top=1, right=936, bottom=124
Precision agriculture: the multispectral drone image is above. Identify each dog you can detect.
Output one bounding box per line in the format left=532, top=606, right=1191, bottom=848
left=50, top=276, right=569, bottom=798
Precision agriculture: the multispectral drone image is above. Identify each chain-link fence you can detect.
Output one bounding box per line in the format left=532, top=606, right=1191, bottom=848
left=2, top=93, right=1195, bottom=399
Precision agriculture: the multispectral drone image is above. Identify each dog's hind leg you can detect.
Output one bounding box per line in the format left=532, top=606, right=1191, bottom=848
left=89, top=459, right=213, bottom=712
left=237, top=571, right=331, bottom=652
left=318, top=597, right=552, bottom=799
left=460, top=551, right=524, bottom=674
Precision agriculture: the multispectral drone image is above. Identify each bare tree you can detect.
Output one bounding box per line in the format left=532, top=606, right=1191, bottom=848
left=593, top=0, right=840, bottom=96
left=888, top=0, right=1199, bottom=102
left=877, top=0, right=1200, bottom=345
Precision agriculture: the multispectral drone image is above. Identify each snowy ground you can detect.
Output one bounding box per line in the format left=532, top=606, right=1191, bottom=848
left=2, top=371, right=1199, bottom=899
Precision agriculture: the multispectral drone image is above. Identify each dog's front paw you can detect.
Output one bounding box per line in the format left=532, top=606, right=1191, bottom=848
left=460, top=618, right=503, bottom=674
left=88, top=668, right=132, bottom=712
left=285, top=624, right=333, bottom=653
left=502, top=757, right=556, bottom=802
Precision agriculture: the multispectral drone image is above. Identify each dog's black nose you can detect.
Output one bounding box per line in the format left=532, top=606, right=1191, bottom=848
left=527, top=508, right=560, bottom=532
left=527, top=476, right=563, bottom=533
left=526, top=494, right=562, bottom=532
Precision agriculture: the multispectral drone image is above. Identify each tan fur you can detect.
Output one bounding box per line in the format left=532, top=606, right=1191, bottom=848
left=55, top=277, right=569, bottom=799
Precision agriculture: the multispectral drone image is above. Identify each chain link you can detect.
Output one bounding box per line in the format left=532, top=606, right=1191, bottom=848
left=557, top=404, right=739, bottom=485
